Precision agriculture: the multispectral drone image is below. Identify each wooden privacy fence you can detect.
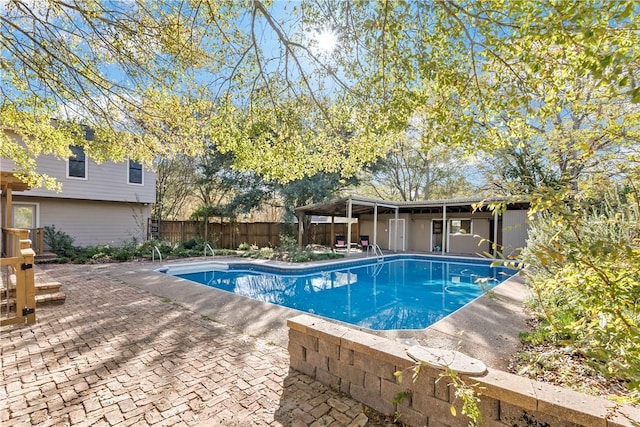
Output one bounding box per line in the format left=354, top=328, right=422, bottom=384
left=149, top=219, right=359, bottom=249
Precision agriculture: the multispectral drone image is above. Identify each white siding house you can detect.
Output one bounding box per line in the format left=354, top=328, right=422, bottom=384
left=2, top=130, right=155, bottom=247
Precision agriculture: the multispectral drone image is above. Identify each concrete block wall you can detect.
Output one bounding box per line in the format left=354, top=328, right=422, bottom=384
left=288, top=315, right=640, bottom=427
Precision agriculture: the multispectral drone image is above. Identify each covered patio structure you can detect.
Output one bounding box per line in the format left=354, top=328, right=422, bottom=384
left=295, top=195, right=398, bottom=253
left=295, top=195, right=530, bottom=258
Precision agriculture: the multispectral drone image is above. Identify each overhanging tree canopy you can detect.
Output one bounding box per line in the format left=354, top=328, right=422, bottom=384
left=1, top=0, right=638, bottom=189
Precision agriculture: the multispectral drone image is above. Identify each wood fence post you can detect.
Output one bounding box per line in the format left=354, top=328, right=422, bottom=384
left=19, top=235, right=36, bottom=324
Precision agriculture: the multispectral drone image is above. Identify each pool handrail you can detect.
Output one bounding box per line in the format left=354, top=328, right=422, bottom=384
left=367, top=243, right=384, bottom=260
left=152, top=246, right=163, bottom=263
left=204, top=243, right=215, bottom=257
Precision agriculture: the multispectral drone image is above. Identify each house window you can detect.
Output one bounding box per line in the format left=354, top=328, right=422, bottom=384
left=68, top=146, right=87, bottom=179
left=13, top=203, right=38, bottom=229
left=450, top=219, right=472, bottom=234
left=128, top=159, right=143, bottom=184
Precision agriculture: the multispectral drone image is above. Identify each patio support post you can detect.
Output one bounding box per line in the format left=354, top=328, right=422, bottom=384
left=346, top=197, right=353, bottom=254
left=394, top=207, right=399, bottom=252
left=373, top=203, right=378, bottom=247
left=493, top=209, right=499, bottom=258
left=2, top=185, right=12, bottom=229
left=1, top=186, right=11, bottom=256
left=330, top=215, right=335, bottom=249
left=297, top=212, right=305, bottom=249
left=442, top=203, right=446, bottom=254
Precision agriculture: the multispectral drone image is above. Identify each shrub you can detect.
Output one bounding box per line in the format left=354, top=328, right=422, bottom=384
left=522, top=187, right=640, bottom=390
left=112, top=246, right=134, bottom=261
left=257, top=247, right=275, bottom=259
left=290, top=252, right=311, bottom=262
left=43, top=225, right=76, bottom=257
left=279, top=234, right=298, bottom=253
left=214, top=249, right=238, bottom=256
left=237, top=242, right=250, bottom=251
left=134, top=239, right=175, bottom=258
left=182, top=237, right=203, bottom=250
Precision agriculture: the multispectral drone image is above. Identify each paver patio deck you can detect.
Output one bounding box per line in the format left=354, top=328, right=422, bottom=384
left=1, top=263, right=376, bottom=426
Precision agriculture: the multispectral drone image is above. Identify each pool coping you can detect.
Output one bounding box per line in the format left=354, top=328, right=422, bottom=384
left=97, top=254, right=530, bottom=371
left=157, top=252, right=503, bottom=275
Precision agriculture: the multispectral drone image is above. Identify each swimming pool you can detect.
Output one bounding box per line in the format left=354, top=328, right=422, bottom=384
left=165, top=256, right=516, bottom=330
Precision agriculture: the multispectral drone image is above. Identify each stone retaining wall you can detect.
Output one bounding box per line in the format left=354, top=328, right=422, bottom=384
left=288, top=315, right=640, bottom=427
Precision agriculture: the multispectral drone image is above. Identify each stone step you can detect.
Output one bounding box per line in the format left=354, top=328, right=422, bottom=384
left=35, top=252, right=58, bottom=264
left=36, top=292, right=66, bottom=306
left=0, top=297, right=16, bottom=311
left=2, top=281, right=63, bottom=297
left=0, top=289, right=66, bottom=311
left=35, top=281, right=62, bottom=295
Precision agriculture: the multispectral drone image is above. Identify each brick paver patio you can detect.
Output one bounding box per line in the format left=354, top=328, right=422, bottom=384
left=1, top=264, right=376, bottom=426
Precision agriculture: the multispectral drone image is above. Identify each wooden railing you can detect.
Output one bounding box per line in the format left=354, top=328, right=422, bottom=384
left=0, top=230, right=36, bottom=326
left=2, top=227, right=44, bottom=256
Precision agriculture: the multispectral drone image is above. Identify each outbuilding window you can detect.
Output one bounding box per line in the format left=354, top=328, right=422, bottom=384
left=450, top=219, right=472, bottom=234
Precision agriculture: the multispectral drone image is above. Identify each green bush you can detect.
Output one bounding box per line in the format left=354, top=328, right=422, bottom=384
left=39, top=233, right=342, bottom=265
left=182, top=237, right=204, bottom=250
left=214, top=249, right=238, bottom=256
left=258, top=247, right=275, bottom=259
left=279, top=234, right=298, bottom=253
left=522, top=188, right=640, bottom=392
left=112, top=247, right=134, bottom=262
left=43, top=225, right=76, bottom=257
left=290, top=252, right=311, bottom=262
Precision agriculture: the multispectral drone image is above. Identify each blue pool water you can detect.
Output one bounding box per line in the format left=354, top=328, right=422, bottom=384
left=171, top=256, right=515, bottom=330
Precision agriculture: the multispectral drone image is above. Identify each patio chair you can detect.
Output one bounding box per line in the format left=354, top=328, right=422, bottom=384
left=359, top=235, right=372, bottom=250
left=335, top=235, right=348, bottom=250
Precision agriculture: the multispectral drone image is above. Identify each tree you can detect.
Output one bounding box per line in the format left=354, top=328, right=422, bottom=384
left=2, top=1, right=637, bottom=188
left=278, top=172, right=359, bottom=245
left=1, top=0, right=218, bottom=187
left=154, top=155, right=199, bottom=220
left=359, top=108, right=479, bottom=201
left=476, top=43, right=639, bottom=196
left=191, top=145, right=356, bottom=244
left=0, top=0, right=396, bottom=188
